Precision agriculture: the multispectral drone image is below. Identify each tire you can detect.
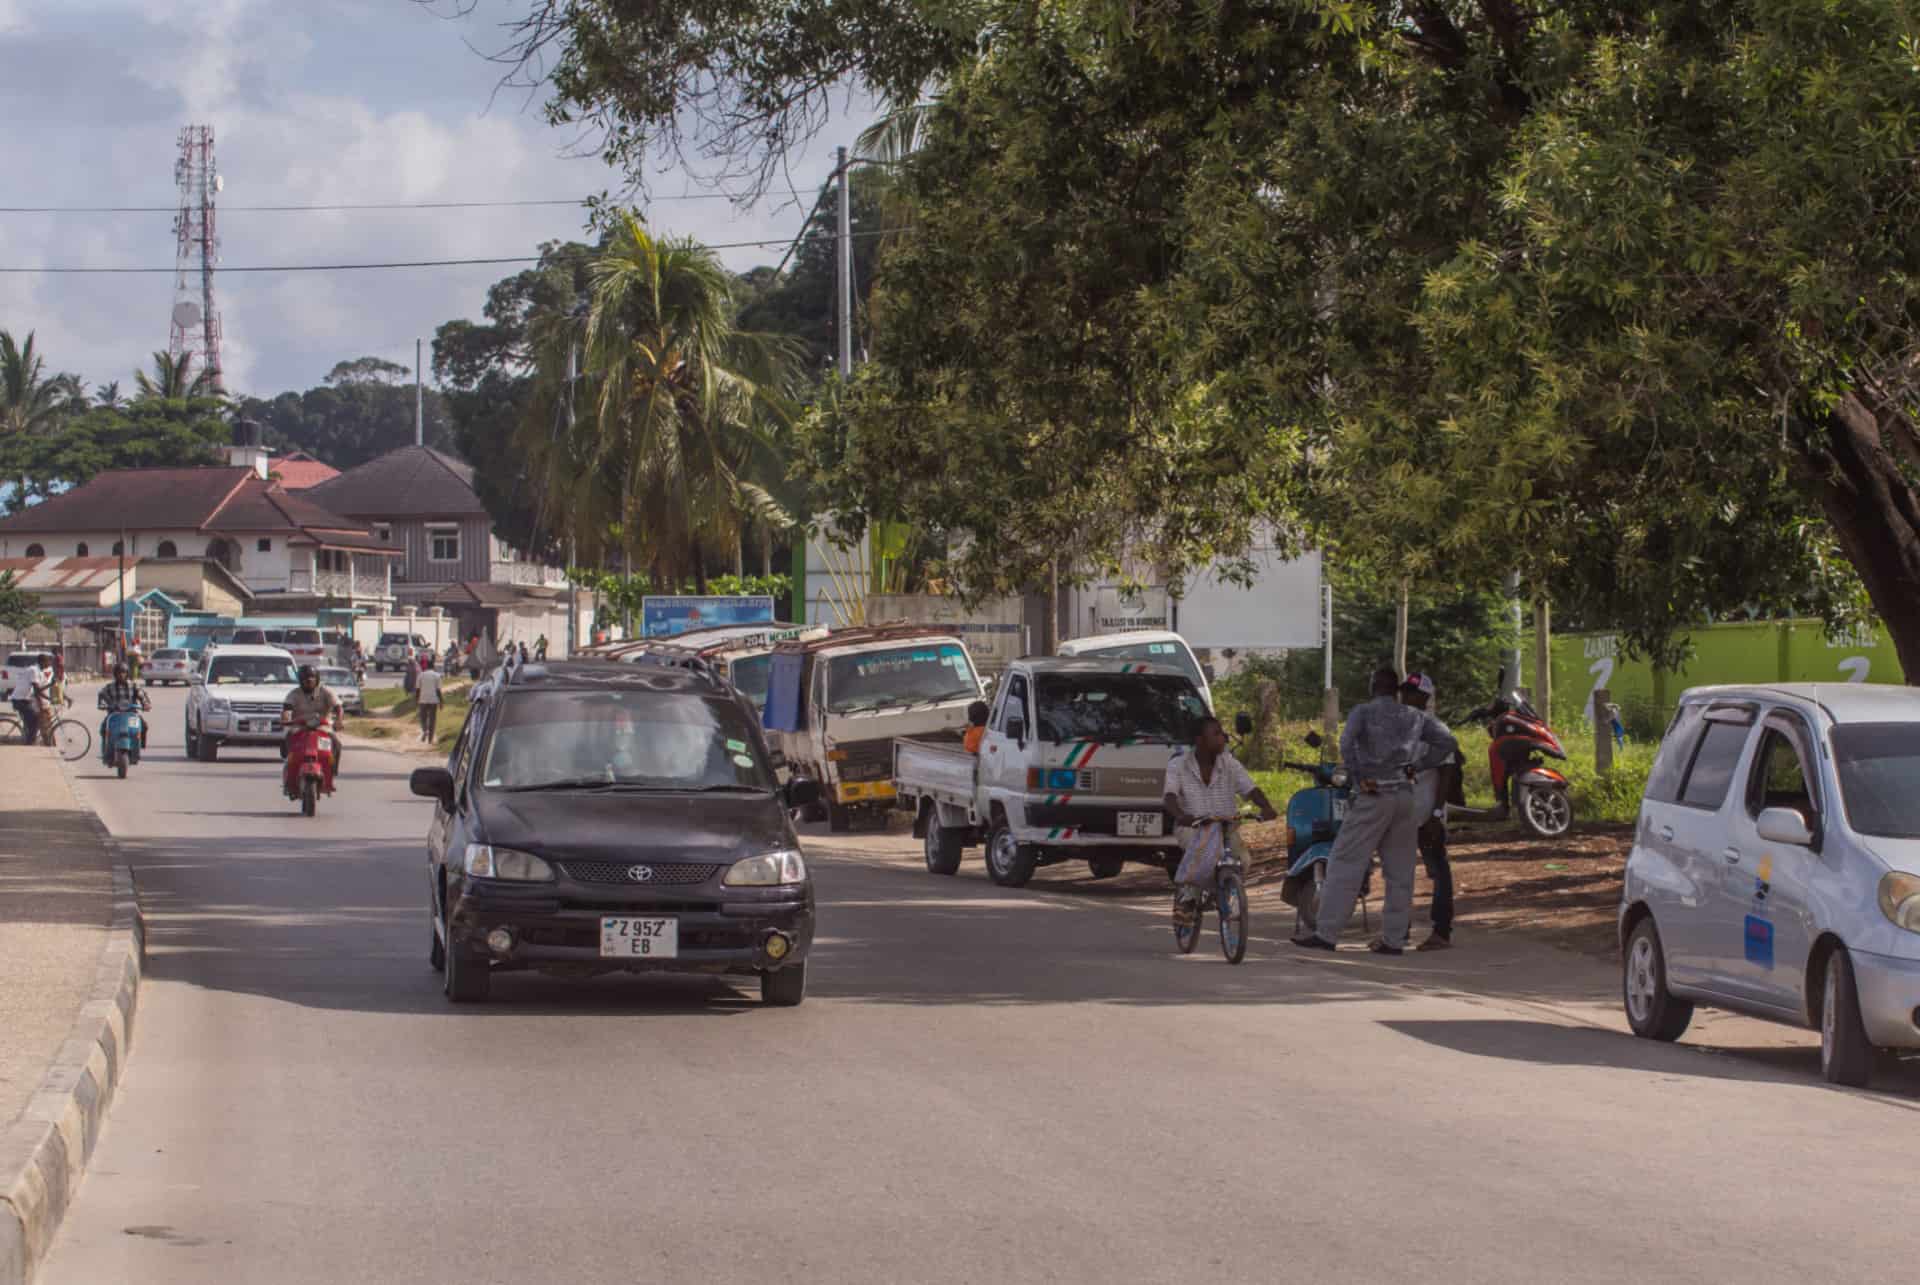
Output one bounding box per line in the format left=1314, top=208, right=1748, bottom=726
left=0, top=717, right=19, bottom=744
left=1622, top=916, right=1694, bottom=1042
left=1518, top=784, right=1573, bottom=839
left=129, top=745, right=140, bottom=766
left=1820, top=946, right=1875, bottom=1087
left=197, top=730, right=218, bottom=763
left=801, top=798, right=828, bottom=825
left=114, top=749, right=128, bottom=780
left=183, top=718, right=198, bottom=758
left=761, top=962, right=807, bottom=1006
left=443, top=934, right=491, bottom=1003
left=1297, top=863, right=1326, bottom=941
left=429, top=920, right=446, bottom=972
left=301, top=776, right=318, bottom=817
left=985, top=821, right=1037, bottom=888
left=1173, top=890, right=1201, bottom=953
left=1217, top=869, right=1249, bottom=964
left=923, top=817, right=963, bottom=876
left=826, top=800, right=852, bottom=833
left=53, top=720, right=90, bottom=762
left=1088, top=856, right=1126, bottom=880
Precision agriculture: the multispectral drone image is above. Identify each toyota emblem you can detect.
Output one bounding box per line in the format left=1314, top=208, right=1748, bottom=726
left=627, top=864, right=654, bottom=883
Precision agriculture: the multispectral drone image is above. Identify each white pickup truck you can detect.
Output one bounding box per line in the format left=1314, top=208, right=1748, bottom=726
left=893, top=656, right=1220, bottom=887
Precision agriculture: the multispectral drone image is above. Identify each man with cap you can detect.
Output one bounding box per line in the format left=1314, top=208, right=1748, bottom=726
left=1294, top=666, right=1459, bottom=955
left=1400, top=671, right=1459, bottom=950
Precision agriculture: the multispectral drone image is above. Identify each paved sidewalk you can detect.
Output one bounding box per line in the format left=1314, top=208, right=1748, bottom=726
left=0, top=746, right=111, bottom=1130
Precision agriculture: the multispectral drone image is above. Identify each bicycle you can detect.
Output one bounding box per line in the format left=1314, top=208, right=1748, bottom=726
left=1172, top=812, right=1253, bottom=964
left=0, top=695, right=88, bottom=759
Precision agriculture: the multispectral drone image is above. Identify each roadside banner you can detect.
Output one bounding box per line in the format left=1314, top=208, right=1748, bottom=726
left=641, top=595, right=775, bottom=638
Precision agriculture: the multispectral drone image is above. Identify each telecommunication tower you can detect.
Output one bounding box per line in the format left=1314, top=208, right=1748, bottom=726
left=168, top=125, right=224, bottom=393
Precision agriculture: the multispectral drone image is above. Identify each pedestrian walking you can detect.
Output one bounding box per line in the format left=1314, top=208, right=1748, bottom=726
left=1400, top=671, right=1459, bottom=950
left=518, top=640, right=530, bottom=666
left=416, top=656, right=443, bottom=743
left=1293, top=667, right=1459, bottom=955
left=535, top=634, right=548, bottom=661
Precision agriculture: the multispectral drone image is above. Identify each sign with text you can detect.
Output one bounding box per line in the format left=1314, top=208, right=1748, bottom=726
left=1091, top=586, right=1172, bottom=633
left=641, top=595, right=775, bottom=638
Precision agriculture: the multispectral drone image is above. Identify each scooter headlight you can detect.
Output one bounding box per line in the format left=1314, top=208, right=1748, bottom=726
left=1330, top=769, right=1351, bottom=789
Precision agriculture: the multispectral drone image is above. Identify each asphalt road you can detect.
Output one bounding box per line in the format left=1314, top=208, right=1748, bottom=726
left=39, top=686, right=1920, bottom=1284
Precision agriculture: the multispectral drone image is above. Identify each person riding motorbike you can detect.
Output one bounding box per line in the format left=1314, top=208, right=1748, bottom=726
left=282, top=664, right=344, bottom=793
left=96, top=662, right=152, bottom=735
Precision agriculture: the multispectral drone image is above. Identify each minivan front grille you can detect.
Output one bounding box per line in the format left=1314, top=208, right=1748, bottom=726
left=231, top=701, right=284, bottom=715
left=560, top=861, right=722, bottom=886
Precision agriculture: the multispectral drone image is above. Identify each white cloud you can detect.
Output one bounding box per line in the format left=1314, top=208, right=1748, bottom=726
left=0, top=0, right=873, bottom=397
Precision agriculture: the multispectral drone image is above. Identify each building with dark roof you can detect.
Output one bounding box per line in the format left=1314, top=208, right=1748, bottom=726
left=303, top=444, right=567, bottom=608
left=0, top=464, right=402, bottom=611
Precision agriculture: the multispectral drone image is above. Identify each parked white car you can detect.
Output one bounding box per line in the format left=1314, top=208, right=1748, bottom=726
left=1056, top=630, right=1214, bottom=711
left=146, top=648, right=194, bottom=685
left=185, top=645, right=300, bottom=763
left=318, top=666, right=364, bottom=714
left=1621, top=683, right=1920, bottom=1087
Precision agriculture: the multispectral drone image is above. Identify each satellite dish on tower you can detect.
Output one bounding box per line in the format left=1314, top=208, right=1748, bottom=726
left=214, top=174, right=224, bottom=193
left=172, top=301, right=202, bottom=329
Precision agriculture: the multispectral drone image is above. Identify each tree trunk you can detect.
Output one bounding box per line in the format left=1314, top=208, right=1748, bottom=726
left=1797, top=393, right=1920, bottom=684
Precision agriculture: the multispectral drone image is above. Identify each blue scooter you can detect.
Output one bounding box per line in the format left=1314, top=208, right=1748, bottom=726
left=1278, top=730, right=1354, bottom=937
left=101, top=707, right=144, bottom=780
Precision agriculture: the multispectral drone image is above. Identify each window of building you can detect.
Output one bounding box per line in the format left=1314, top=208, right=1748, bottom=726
left=374, top=524, right=391, bottom=544
left=257, top=537, right=272, bottom=553
left=23, top=543, right=43, bottom=558
left=428, top=525, right=459, bottom=562
left=76, top=542, right=88, bottom=557
left=156, top=540, right=177, bottom=558
left=112, top=540, right=124, bottom=556
left=135, top=605, right=166, bottom=651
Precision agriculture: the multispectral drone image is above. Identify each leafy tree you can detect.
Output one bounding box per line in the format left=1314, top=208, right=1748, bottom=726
left=234, top=360, right=456, bottom=472
left=0, top=570, right=51, bottom=632
left=735, top=171, right=894, bottom=380
left=0, top=398, right=226, bottom=507
left=133, top=351, right=216, bottom=402
left=325, top=356, right=411, bottom=386
left=1, top=330, right=83, bottom=512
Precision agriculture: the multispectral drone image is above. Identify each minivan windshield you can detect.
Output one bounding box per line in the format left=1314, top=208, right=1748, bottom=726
left=1075, top=639, right=1204, bottom=688
left=826, top=643, right=978, bottom=714
left=207, top=655, right=298, bottom=685
left=481, top=690, right=773, bottom=792
left=1036, top=673, right=1210, bottom=744
left=1832, top=723, right=1920, bottom=838
left=281, top=628, right=322, bottom=645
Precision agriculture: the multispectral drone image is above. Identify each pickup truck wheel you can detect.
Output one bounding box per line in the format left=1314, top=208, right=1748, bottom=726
left=924, top=819, right=964, bottom=875
left=986, top=822, right=1037, bottom=888
left=196, top=731, right=218, bottom=763
left=1088, top=856, right=1126, bottom=879
left=827, top=800, right=852, bottom=833
left=183, top=718, right=198, bottom=758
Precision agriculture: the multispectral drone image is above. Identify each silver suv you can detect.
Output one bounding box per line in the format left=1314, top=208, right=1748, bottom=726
left=185, top=645, right=299, bottom=762
left=1621, top=683, right=1920, bottom=1087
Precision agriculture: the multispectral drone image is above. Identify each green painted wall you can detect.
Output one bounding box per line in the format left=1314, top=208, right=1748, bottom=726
left=1529, top=620, right=1901, bottom=736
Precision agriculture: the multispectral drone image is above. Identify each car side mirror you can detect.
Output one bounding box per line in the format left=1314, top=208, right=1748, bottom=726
left=1007, top=714, right=1027, bottom=746
left=188, top=672, right=204, bottom=685
left=783, top=778, right=821, bottom=809
left=410, top=766, right=455, bottom=809
left=1756, top=807, right=1815, bottom=848
left=1233, top=712, right=1254, bottom=737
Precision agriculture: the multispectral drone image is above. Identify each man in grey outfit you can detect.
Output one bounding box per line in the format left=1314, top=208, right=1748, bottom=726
left=1295, top=666, right=1460, bottom=955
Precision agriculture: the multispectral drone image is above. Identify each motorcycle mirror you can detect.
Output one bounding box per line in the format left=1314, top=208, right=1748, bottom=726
left=1304, top=730, right=1323, bottom=748
left=1233, top=712, right=1254, bottom=737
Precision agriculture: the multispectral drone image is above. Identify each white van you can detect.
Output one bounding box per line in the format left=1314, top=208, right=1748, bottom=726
left=1056, top=629, right=1213, bottom=710
left=762, top=627, right=986, bottom=831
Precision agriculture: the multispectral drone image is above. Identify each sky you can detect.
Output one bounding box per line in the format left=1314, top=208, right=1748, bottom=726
left=0, top=0, right=874, bottom=397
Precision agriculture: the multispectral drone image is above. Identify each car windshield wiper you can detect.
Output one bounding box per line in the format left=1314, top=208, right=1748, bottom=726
left=503, top=778, right=621, bottom=792
left=686, top=783, right=772, bottom=793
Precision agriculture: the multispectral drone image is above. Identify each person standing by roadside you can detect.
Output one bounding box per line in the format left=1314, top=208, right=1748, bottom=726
left=10, top=655, right=47, bottom=745
left=535, top=634, right=548, bottom=661
left=1294, top=667, right=1459, bottom=955
left=416, top=655, right=443, bottom=744
left=1400, top=672, right=1458, bottom=950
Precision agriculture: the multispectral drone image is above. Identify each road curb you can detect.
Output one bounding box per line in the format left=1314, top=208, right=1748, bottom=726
left=0, top=852, right=143, bottom=1285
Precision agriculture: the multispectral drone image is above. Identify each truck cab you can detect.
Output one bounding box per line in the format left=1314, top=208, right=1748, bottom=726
left=1055, top=630, right=1213, bottom=712
left=763, top=627, right=986, bottom=831
left=894, top=657, right=1214, bottom=886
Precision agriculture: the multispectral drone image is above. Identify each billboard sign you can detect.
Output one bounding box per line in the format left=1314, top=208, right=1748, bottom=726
left=1091, top=586, right=1172, bottom=634
left=641, top=595, right=775, bottom=638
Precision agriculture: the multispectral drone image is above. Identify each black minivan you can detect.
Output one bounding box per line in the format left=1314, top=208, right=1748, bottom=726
left=410, top=661, right=820, bottom=1005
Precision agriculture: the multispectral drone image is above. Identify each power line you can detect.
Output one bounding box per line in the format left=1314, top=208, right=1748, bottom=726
left=0, top=196, right=733, bottom=213
left=0, top=229, right=907, bottom=274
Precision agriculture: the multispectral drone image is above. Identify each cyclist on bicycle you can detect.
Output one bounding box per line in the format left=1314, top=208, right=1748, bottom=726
left=1163, top=717, right=1279, bottom=914
left=97, top=662, right=152, bottom=747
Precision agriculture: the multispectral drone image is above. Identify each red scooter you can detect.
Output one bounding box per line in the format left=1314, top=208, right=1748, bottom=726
left=283, top=714, right=339, bottom=817
left=1457, top=674, right=1572, bottom=838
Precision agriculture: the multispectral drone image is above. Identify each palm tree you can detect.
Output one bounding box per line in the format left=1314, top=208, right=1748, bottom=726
left=524, top=214, right=799, bottom=589
left=93, top=380, right=125, bottom=410
left=0, top=330, right=83, bottom=511
left=133, top=351, right=215, bottom=402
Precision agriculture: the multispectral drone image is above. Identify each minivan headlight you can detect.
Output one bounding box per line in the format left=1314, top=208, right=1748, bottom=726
left=1878, top=872, right=1920, bottom=934
left=724, top=849, right=807, bottom=886
left=464, top=844, right=554, bottom=882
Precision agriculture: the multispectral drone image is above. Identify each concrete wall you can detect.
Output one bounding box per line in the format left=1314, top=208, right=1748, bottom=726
left=137, top=562, right=247, bottom=616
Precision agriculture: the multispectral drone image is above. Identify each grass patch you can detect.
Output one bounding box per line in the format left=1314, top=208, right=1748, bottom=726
left=345, top=682, right=471, bottom=755
left=363, top=687, right=410, bottom=712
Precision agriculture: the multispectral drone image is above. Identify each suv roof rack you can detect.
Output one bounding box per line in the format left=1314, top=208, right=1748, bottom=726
left=769, top=621, right=959, bottom=657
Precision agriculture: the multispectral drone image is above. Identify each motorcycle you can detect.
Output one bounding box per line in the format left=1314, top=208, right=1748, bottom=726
left=100, top=705, right=144, bottom=779
left=283, top=715, right=339, bottom=817
left=1278, top=730, right=1355, bottom=936
left=1455, top=672, right=1573, bottom=839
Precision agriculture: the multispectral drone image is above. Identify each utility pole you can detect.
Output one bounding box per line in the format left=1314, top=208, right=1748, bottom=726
left=1504, top=570, right=1524, bottom=694
left=1393, top=576, right=1409, bottom=676
left=414, top=338, right=424, bottom=447
left=1322, top=580, right=1338, bottom=746
left=117, top=528, right=127, bottom=668
left=836, top=145, right=854, bottom=379
left=566, top=341, right=577, bottom=658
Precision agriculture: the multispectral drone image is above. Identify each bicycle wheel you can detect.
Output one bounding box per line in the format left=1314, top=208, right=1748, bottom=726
left=1217, top=869, right=1248, bottom=965
left=0, top=716, right=18, bottom=744
left=1172, top=891, right=1202, bottom=954
left=53, top=719, right=90, bottom=762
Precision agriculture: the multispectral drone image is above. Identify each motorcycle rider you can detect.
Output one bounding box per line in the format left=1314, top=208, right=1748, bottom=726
left=282, top=664, right=344, bottom=792
left=97, top=661, right=152, bottom=758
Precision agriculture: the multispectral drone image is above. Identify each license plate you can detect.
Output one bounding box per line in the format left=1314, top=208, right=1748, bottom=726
left=1117, top=811, right=1160, bottom=837
left=600, top=917, right=678, bottom=958
left=242, top=720, right=264, bottom=732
